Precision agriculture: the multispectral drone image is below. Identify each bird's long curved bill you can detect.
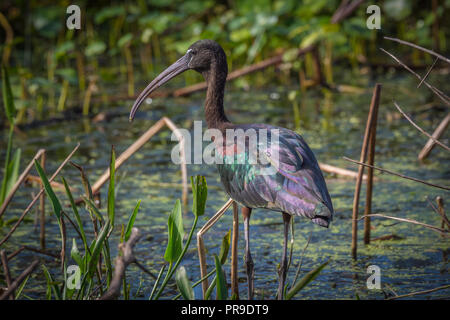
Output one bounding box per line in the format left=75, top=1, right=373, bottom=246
left=129, top=54, right=190, bottom=121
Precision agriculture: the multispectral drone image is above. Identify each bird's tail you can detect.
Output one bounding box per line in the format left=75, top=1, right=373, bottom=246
left=311, top=202, right=333, bottom=228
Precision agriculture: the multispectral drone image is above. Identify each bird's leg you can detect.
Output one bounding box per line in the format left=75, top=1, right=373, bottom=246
left=197, top=198, right=234, bottom=299
left=277, top=212, right=291, bottom=300
left=242, top=206, right=254, bottom=300
left=231, top=201, right=239, bottom=299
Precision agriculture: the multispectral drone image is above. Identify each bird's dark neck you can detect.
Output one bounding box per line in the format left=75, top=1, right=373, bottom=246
left=202, top=60, right=230, bottom=130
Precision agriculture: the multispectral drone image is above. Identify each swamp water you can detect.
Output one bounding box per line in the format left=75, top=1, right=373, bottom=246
left=1, top=70, right=449, bottom=300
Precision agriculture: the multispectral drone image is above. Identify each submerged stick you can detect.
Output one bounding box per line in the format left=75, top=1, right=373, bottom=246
left=21, top=246, right=59, bottom=259
left=436, top=197, right=449, bottom=230
left=318, top=162, right=372, bottom=180
left=351, top=84, right=381, bottom=259
left=6, top=247, right=25, bottom=261
left=0, top=259, right=39, bottom=300
left=100, top=228, right=142, bottom=300
left=418, top=113, right=450, bottom=161
left=0, top=143, right=80, bottom=246
left=344, top=157, right=450, bottom=191
left=0, top=250, right=13, bottom=299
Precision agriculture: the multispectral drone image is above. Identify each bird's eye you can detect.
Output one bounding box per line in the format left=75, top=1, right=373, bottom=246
left=191, top=50, right=197, bottom=55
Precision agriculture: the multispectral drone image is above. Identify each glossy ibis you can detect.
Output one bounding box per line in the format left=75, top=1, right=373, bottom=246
left=129, top=40, right=333, bottom=300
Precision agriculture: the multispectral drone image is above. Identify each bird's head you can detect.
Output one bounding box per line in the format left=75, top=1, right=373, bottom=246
left=129, top=39, right=227, bottom=121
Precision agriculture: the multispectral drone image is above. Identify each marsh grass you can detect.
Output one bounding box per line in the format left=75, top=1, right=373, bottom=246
left=0, top=67, right=327, bottom=298
left=1, top=148, right=328, bottom=300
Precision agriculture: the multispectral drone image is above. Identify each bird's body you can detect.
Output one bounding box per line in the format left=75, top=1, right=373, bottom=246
left=215, top=123, right=333, bottom=227
left=129, top=39, right=333, bottom=300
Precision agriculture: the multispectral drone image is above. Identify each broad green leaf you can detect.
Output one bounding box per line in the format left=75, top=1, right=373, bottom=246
left=42, top=264, right=61, bottom=300
left=5, top=148, right=21, bottom=195
left=300, top=29, right=325, bottom=48
left=55, top=68, right=77, bottom=84
left=141, top=28, right=153, bottom=43
left=282, top=48, right=301, bottom=62
left=15, top=274, right=30, bottom=299
left=214, top=255, right=228, bottom=300
left=70, top=162, right=93, bottom=200
left=35, top=160, right=62, bottom=220
left=62, top=177, right=87, bottom=252
left=219, top=230, right=231, bottom=265
left=102, top=241, right=113, bottom=286
left=384, top=0, right=411, bottom=20
left=205, top=276, right=217, bottom=300
left=94, top=6, right=126, bottom=24
left=82, top=196, right=104, bottom=222
left=125, top=200, right=141, bottom=241
left=175, top=266, right=194, bottom=300
left=191, top=176, right=207, bottom=217
left=0, top=124, right=14, bottom=205
left=2, top=66, right=16, bottom=124
left=107, top=146, right=116, bottom=227
left=85, top=41, right=106, bottom=57
left=230, top=29, right=251, bottom=42
left=286, top=259, right=329, bottom=300
left=164, top=199, right=184, bottom=263
left=87, top=219, right=110, bottom=276
left=71, top=238, right=83, bottom=271
left=118, top=33, right=133, bottom=48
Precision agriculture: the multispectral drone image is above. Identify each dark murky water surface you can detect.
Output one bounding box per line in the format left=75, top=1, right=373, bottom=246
left=1, top=70, right=449, bottom=299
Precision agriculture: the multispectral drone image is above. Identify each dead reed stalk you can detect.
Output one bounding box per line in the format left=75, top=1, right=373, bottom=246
left=0, top=259, right=39, bottom=300
left=344, top=157, right=450, bottom=191
left=363, top=85, right=381, bottom=244
left=99, top=228, right=142, bottom=300
left=394, top=102, right=449, bottom=152
left=380, top=48, right=450, bottom=106
left=0, top=148, right=46, bottom=218
left=436, top=197, right=449, bottom=230
left=39, top=151, right=46, bottom=250
left=0, top=143, right=80, bottom=246
left=0, top=250, right=13, bottom=299
left=384, top=36, right=450, bottom=65
left=25, top=175, right=69, bottom=191
left=351, top=84, right=381, bottom=259
left=359, top=214, right=449, bottom=237
left=418, top=113, right=450, bottom=161
left=318, top=162, right=372, bottom=180
left=386, top=284, right=450, bottom=300
left=87, top=117, right=188, bottom=205
left=197, top=198, right=234, bottom=298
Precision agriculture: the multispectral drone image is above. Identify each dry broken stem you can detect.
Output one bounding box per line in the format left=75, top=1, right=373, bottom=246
left=99, top=227, right=142, bottom=300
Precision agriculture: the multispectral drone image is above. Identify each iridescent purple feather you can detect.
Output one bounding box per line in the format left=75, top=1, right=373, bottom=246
left=216, top=123, right=333, bottom=228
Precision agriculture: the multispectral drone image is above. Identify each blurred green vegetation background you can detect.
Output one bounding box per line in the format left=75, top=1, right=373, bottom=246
left=0, top=0, right=448, bottom=125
